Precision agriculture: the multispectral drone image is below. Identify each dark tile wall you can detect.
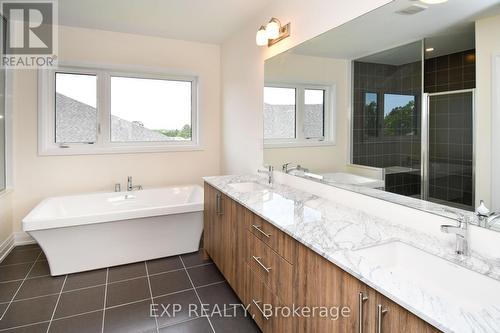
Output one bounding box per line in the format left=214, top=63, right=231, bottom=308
left=426, top=49, right=475, bottom=209
left=352, top=49, right=475, bottom=206
left=424, top=49, right=475, bottom=93
left=352, top=60, right=422, bottom=196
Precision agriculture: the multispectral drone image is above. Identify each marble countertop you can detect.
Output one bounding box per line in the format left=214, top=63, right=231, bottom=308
left=203, top=174, right=500, bottom=333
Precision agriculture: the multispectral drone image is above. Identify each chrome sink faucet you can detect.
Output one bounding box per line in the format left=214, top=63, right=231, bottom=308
left=440, top=211, right=469, bottom=256
left=282, top=162, right=309, bottom=174
left=258, top=165, right=274, bottom=185
left=127, top=176, right=143, bottom=191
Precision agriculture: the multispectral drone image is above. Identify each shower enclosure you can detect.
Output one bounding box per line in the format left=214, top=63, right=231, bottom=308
left=352, top=41, right=476, bottom=210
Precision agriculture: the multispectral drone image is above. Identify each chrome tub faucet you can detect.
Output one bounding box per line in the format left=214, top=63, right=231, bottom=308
left=127, top=176, right=143, bottom=191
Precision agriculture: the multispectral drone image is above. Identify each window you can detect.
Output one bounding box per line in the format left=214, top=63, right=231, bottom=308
left=55, top=73, right=97, bottom=144
left=264, top=84, right=333, bottom=147
left=110, top=76, right=192, bottom=142
left=39, top=65, right=198, bottom=155
left=383, top=93, right=417, bottom=136
left=263, top=87, right=296, bottom=139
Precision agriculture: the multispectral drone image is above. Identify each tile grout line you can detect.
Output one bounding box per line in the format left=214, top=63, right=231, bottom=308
left=179, top=256, right=217, bottom=333
left=101, top=268, right=109, bottom=333
left=144, top=261, right=160, bottom=333
left=0, top=251, right=42, bottom=320
left=45, top=274, right=68, bottom=333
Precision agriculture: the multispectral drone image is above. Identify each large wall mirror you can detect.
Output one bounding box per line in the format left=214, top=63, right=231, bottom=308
left=264, top=0, right=500, bottom=232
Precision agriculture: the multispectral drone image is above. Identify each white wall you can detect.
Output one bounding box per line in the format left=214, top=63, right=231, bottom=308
left=220, top=0, right=393, bottom=174
left=0, top=192, right=13, bottom=247
left=263, top=53, right=350, bottom=172
left=476, top=14, right=500, bottom=210
left=11, top=26, right=221, bottom=232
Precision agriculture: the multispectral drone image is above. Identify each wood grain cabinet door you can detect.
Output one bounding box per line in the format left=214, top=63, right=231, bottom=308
left=340, top=271, right=377, bottom=333
left=374, top=293, right=441, bottom=333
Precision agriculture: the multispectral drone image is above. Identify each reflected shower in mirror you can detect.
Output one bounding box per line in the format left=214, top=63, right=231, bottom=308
left=263, top=0, right=500, bottom=230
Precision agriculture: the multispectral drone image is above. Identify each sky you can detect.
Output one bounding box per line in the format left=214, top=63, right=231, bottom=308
left=55, top=73, right=192, bottom=130
left=264, top=86, right=324, bottom=105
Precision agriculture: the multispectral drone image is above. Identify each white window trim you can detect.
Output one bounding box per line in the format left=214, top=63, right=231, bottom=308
left=0, top=69, right=13, bottom=195
left=264, top=82, right=336, bottom=149
left=38, top=63, right=200, bottom=156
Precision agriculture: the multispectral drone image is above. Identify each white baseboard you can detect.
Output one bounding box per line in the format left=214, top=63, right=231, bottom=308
left=0, top=232, right=36, bottom=263
left=14, top=231, right=35, bottom=245
left=0, top=234, right=15, bottom=262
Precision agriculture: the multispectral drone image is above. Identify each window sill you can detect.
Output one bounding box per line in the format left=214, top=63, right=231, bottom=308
left=0, top=188, right=13, bottom=199
left=38, top=143, right=203, bottom=156
left=264, top=141, right=336, bottom=149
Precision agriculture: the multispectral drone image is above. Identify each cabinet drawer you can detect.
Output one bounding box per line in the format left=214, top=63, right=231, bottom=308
left=246, top=230, right=293, bottom=304
left=245, top=212, right=295, bottom=263
left=244, top=264, right=292, bottom=333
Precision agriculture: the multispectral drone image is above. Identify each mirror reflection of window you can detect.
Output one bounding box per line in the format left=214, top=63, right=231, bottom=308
left=363, top=92, right=378, bottom=138
left=263, top=87, right=296, bottom=139
left=383, top=94, right=416, bottom=136
left=304, top=89, right=325, bottom=139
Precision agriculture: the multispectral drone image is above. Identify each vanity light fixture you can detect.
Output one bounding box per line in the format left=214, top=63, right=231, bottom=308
left=255, top=17, right=291, bottom=47
left=425, top=47, right=435, bottom=52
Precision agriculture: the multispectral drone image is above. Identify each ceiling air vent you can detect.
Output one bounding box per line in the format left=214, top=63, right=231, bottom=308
left=396, top=4, right=427, bottom=15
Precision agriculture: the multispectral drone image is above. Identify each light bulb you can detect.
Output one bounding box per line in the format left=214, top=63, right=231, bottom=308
left=256, top=26, right=268, bottom=46
left=266, top=18, right=280, bottom=39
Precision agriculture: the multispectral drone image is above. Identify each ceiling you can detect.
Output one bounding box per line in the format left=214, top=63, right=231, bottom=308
left=289, top=0, right=500, bottom=63
left=58, top=0, right=272, bottom=44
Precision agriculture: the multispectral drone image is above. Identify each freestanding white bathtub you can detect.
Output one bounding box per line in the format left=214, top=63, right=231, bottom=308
left=22, top=186, right=204, bottom=276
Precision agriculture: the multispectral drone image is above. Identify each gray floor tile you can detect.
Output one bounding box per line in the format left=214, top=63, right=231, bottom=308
left=49, top=310, right=103, bottom=333
left=27, top=261, right=50, bottom=278
left=0, top=263, right=32, bottom=282
left=180, top=250, right=212, bottom=268
left=0, top=295, right=58, bottom=329
left=158, top=317, right=212, bottom=333
left=211, top=305, right=261, bottom=333
left=64, top=269, right=107, bottom=291
left=0, top=322, right=50, bottom=333
left=14, top=275, right=64, bottom=300
left=108, top=262, right=146, bottom=283
left=147, top=256, right=183, bottom=275
left=54, top=285, right=105, bottom=319
left=196, top=282, right=241, bottom=310
left=10, top=244, right=41, bottom=253
left=154, top=289, right=201, bottom=328
left=106, top=277, right=150, bottom=307
left=1, top=250, right=41, bottom=266
left=103, top=300, right=156, bottom=333
left=187, top=264, right=224, bottom=287
left=0, top=280, right=22, bottom=302
left=149, top=270, right=192, bottom=297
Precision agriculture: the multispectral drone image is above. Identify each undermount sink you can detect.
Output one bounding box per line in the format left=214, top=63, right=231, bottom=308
left=228, top=182, right=269, bottom=193
left=355, top=241, right=500, bottom=308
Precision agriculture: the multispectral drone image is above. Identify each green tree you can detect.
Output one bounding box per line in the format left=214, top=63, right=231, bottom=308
left=383, top=100, right=415, bottom=136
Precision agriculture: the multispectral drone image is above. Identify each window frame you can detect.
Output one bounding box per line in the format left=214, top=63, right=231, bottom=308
left=38, top=64, right=200, bottom=155
left=264, top=82, right=335, bottom=149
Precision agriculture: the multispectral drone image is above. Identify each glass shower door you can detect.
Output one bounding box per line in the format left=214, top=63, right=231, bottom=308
left=424, top=90, right=474, bottom=210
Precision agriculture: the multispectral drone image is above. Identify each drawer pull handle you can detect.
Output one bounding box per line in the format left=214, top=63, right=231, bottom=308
left=376, top=304, right=388, bottom=333
left=252, top=256, right=272, bottom=273
left=216, top=193, right=223, bottom=215
left=358, top=292, right=368, bottom=333
left=252, top=299, right=270, bottom=320
left=252, top=224, right=271, bottom=238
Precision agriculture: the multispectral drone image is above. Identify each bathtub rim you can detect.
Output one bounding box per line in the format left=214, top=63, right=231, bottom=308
left=22, top=184, right=204, bottom=232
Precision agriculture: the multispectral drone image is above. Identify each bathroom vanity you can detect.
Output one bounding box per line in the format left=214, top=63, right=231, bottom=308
left=203, top=175, right=500, bottom=333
